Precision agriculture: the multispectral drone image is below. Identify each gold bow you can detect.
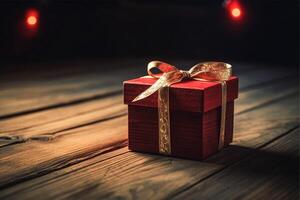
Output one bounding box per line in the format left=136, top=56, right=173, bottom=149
left=133, top=61, right=232, bottom=155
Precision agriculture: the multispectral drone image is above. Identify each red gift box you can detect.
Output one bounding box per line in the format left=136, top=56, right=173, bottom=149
left=124, top=76, right=239, bottom=160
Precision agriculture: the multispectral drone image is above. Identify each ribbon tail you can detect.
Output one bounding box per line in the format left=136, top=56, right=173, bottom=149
left=132, top=75, right=168, bottom=102
left=218, top=81, right=227, bottom=150
left=158, top=86, right=171, bottom=155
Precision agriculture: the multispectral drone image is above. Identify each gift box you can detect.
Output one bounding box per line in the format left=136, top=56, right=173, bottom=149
left=123, top=62, right=239, bottom=160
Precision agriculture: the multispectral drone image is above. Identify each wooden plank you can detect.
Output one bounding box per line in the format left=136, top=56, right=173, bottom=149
left=0, top=67, right=296, bottom=147
left=0, top=62, right=294, bottom=119
left=0, top=115, right=128, bottom=188
left=0, top=95, right=123, bottom=133
left=0, top=71, right=296, bottom=146
left=0, top=65, right=296, bottom=186
left=0, top=95, right=126, bottom=146
left=0, top=64, right=296, bottom=137
left=0, top=80, right=298, bottom=199
left=0, top=60, right=145, bottom=119
left=236, top=76, right=297, bottom=114
left=173, top=129, right=299, bottom=200
left=0, top=59, right=147, bottom=84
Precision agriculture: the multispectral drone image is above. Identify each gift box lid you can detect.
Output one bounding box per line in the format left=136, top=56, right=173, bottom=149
left=123, top=76, right=238, bottom=113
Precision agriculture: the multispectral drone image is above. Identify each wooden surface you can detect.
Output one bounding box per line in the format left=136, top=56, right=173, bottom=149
left=0, top=59, right=298, bottom=200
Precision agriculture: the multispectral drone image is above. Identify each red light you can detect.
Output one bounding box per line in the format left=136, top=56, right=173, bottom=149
left=225, top=0, right=243, bottom=21
left=231, top=7, right=241, bottom=18
left=25, top=9, right=39, bottom=28
left=22, top=8, right=39, bottom=37
left=27, top=16, right=37, bottom=26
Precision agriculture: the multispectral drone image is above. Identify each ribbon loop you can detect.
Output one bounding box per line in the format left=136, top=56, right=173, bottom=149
left=189, top=62, right=232, bottom=81
left=147, top=61, right=178, bottom=79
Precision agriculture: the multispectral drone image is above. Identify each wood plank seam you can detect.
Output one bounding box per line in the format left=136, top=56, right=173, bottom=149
left=0, top=112, right=127, bottom=147
left=236, top=91, right=298, bottom=116
left=0, top=141, right=128, bottom=190
left=167, top=125, right=300, bottom=199
left=2, top=84, right=295, bottom=146
left=0, top=85, right=296, bottom=190
left=0, top=77, right=297, bottom=148
left=0, top=89, right=294, bottom=149
left=239, top=74, right=297, bottom=92
left=172, top=128, right=299, bottom=199
left=0, top=67, right=295, bottom=137
left=0, top=65, right=296, bottom=194
left=0, top=89, right=122, bottom=120
left=0, top=97, right=124, bottom=134
left=0, top=68, right=293, bottom=121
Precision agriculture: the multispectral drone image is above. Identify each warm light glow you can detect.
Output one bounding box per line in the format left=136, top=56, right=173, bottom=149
left=231, top=8, right=241, bottom=18
left=27, top=16, right=37, bottom=25
left=25, top=9, right=39, bottom=28
left=225, top=0, right=244, bottom=21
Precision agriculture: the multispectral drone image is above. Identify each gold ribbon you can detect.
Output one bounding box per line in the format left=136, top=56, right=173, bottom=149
left=133, top=61, right=232, bottom=155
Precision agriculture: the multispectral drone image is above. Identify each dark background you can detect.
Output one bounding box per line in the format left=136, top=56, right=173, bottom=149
left=0, top=0, right=299, bottom=67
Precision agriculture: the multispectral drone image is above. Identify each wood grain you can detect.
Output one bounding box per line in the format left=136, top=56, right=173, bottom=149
left=0, top=60, right=145, bottom=119
left=173, top=128, right=299, bottom=200
left=0, top=62, right=294, bottom=119
left=0, top=116, right=128, bottom=189
left=0, top=78, right=298, bottom=199
left=0, top=65, right=296, bottom=141
left=0, top=70, right=296, bottom=147
left=0, top=95, right=126, bottom=146
left=0, top=63, right=298, bottom=199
